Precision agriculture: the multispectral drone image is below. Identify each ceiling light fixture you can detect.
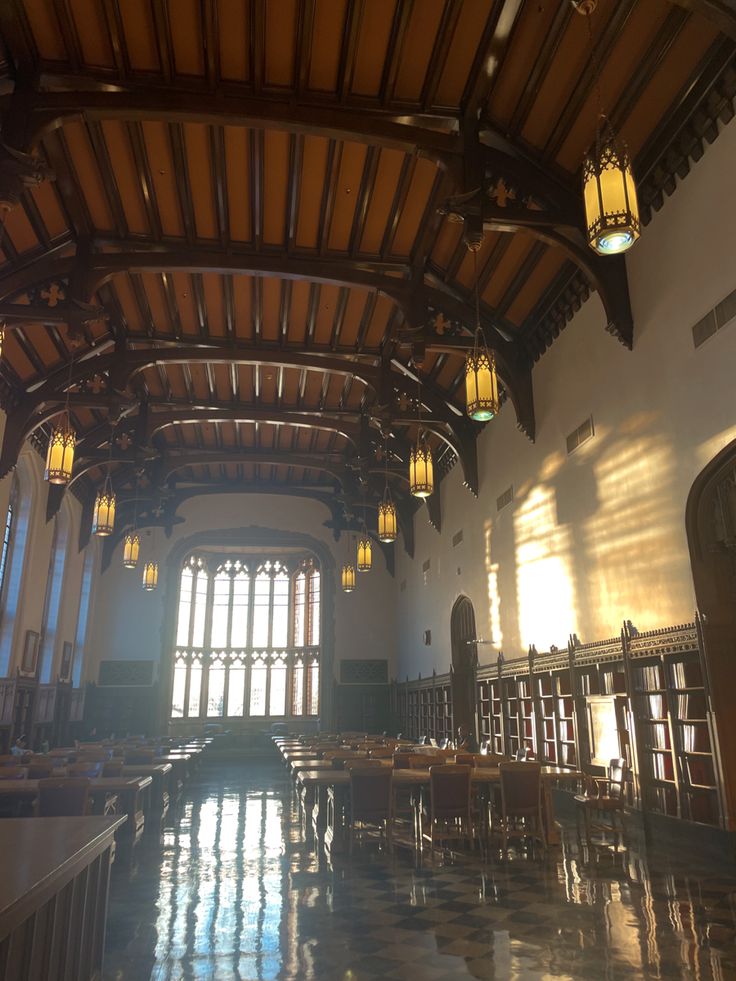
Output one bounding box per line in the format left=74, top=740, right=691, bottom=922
left=579, top=2, right=640, bottom=255
left=465, top=245, right=499, bottom=422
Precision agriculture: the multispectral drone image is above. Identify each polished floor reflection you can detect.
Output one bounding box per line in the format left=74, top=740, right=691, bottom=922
left=103, top=763, right=736, bottom=980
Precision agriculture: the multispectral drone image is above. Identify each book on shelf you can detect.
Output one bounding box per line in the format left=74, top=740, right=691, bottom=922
left=644, top=722, right=670, bottom=750
left=649, top=753, right=674, bottom=781
left=680, top=723, right=710, bottom=754
left=645, top=694, right=664, bottom=719
left=671, top=661, right=703, bottom=690
left=676, top=692, right=706, bottom=720
left=637, top=664, right=663, bottom=691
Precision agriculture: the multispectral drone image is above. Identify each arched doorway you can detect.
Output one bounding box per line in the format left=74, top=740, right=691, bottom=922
left=686, top=440, right=736, bottom=831
left=450, top=596, right=478, bottom=742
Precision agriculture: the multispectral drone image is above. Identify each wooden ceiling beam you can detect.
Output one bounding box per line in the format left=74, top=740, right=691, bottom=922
left=667, top=0, right=736, bottom=39
left=6, top=88, right=461, bottom=164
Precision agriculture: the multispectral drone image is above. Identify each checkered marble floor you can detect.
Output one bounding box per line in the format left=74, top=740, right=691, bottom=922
left=103, top=762, right=736, bottom=980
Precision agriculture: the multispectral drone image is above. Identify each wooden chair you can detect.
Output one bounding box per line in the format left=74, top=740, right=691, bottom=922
left=38, top=778, right=91, bottom=816
left=69, top=761, right=104, bottom=778
left=124, top=750, right=155, bottom=765
left=421, top=765, right=474, bottom=851
left=496, top=762, right=545, bottom=855
left=0, top=766, right=27, bottom=780
left=27, top=762, right=54, bottom=779
left=392, top=752, right=414, bottom=769
left=102, top=761, right=124, bottom=777
left=348, top=767, right=393, bottom=853
left=575, top=758, right=628, bottom=846
left=368, top=747, right=394, bottom=759
left=343, top=758, right=383, bottom=771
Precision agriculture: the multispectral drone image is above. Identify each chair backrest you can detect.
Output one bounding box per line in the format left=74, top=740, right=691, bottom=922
left=27, top=762, right=54, bottom=779
left=102, top=761, right=124, bottom=777
left=0, top=754, right=22, bottom=765
left=124, top=750, right=155, bottom=765
left=454, top=753, right=475, bottom=765
left=0, top=766, right=27, bottom=780
left=69, top=761, right=103, bottom=778
left=429, top=764, right=471, bottom=817
left=349, top=767, right=392, bottom=818
left=368, top=747, right=393, bottom=759
left=408, top=754, right=441, bottom=769
left=392, top=752, right=414, bottom=769
left=76, top=751, right=113, bottom=763
left=476, top=753, right=505, bottom=767
left=344, top=758, right=382, bottom=771
left=499, top=762, right=541, bottom=815
left=514, top=747, right=529, bottom=762
left=607, top=758, right=627, bottom=801
left=38, top=778, right=91, bottom=816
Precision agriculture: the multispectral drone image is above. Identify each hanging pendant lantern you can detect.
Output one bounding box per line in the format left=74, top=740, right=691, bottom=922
left=465, top=343, right=499, bottom=422
left=341, top=563, right=356, bottom=593
left=583, top=119, right=639, bottom=255
left=92, top=484, right=116, bottom=536
left=45, top=421, right=76, bottom=484
left=378, top=494, right=398, bottom=543
left=123, top=532, right=140, bottom=569
left=464, top=241, right=500, bottom=422
left=0, top=322, right=5, bottom=360
left=378, top=435, right=398, bottom=543
left=142, top=560, right=159, bottom=591
left=409, top=435, right=433, bottom=498
left=357, top=533, right=372, bottom=572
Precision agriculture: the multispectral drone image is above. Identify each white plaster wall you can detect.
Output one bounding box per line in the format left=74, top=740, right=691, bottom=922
left=0, top=443, right=91, bottom=682
left=396, top=117, right=736, bottom=680
left=86, top=493, right=397, bottom=681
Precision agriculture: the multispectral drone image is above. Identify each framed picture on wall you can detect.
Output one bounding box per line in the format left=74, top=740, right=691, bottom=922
left=20, top=630, right=40, bottom=677
left=60, top=641, right=74, bottom=682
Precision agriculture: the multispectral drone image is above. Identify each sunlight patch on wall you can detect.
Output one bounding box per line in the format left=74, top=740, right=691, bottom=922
left=584, top=432, right=683, bottom=631
left=483, top=521, right=502, bottom=648
left=514, top=485, right=576, bottom=649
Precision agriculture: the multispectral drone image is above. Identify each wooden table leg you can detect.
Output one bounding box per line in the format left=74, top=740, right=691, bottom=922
left=542, top=781, right=561, bottom=846
left=324, top=785, right=349, bottom=859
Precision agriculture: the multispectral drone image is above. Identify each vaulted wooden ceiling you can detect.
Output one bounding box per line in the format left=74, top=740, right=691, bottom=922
left=0, top=0, right=733, bottom=561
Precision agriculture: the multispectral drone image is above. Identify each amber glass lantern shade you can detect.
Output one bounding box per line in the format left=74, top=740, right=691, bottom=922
left=377, top=496, right=398, bottom=543
left=142, top=561, right=159, bottom=591
left=45, top=422, right=76, bottom=485
left=409, top=437, right=434, bottom=498
left=92, top=487, right=116, bottom=536
left=357, top=535, right=372, bottom=572
left=0, top=322, right=4, bottom=360
left=123, top=533, right=140, bottom=569
left=465, top=345, right=500, bottom=422
left=341, top=564, right=356, bottom=593
left=583, top=121, right=640, bottom=256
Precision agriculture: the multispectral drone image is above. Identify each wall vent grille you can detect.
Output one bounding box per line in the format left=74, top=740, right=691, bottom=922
left=566, top=416, right=594, bottom=455
left=496, top=485, right=514, bottom=511
left=693, top=285, right=736, bottom=348
left=452, top=529, right=464, bottom=547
